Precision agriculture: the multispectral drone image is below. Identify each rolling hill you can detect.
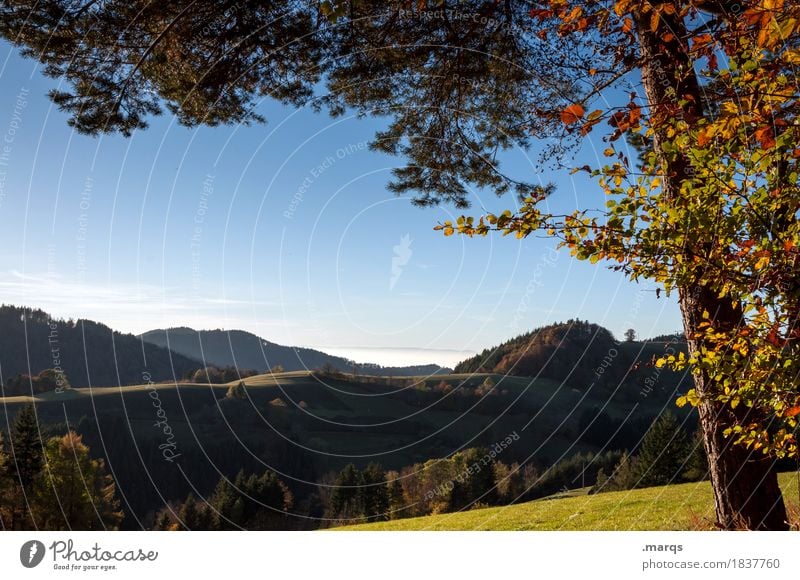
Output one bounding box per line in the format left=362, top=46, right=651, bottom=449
left=0, top=304, right=449, bottom=394
left=0, top=366, right=691, bottom=527
left=140, top=326, right=450, bottom=376
left=0, top=311, right=696, bottom=529
left=454, top=319, right=688, bottom=391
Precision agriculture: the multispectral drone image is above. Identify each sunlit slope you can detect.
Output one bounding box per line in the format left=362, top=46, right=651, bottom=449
left=336, top=472, right=799, bottom=531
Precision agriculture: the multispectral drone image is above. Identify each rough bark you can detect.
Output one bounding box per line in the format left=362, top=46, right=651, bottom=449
left=636, top=12, right=788, bottom=530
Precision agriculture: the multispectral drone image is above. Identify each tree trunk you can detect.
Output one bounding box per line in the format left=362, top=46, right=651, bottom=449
left=636, top=13, right=788, bottom=530
left=679, top=287, right=788, bottom=529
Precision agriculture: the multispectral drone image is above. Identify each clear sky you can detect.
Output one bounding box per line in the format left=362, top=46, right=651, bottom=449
left=0, top=42, right=682, bottom=367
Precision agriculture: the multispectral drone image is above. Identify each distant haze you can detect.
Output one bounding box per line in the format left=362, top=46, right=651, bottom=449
left=314, top=346, right=476, bottom=368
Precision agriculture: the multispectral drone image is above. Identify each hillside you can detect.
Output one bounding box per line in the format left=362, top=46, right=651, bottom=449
left=335, top=472, right=799, bottom=531
left=0, top=368, right=689, bottom=528
left=454, top=320, right=688, bottom=392
left=0, top=305, right=201, bottom=389
left=140, top=326, right=450, bottom=376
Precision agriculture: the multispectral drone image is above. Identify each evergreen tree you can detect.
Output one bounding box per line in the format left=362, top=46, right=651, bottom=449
left=596, top=451, right=640, bottom=493
left=449, top=448, right=497, bottom=511
left=684, top=430, right=710, bottom=483
left=386, top=471, right=405, bottom=520
left=154, top=509, right=174, bottom=531
left=235, top=470, right=293, bottom=529
left=8, top=405, right=43, bottom=529
left=360, top=463, right=389, bottom=522
left=209, top=474, right=244, bottom=530
left=329, top=464, right=363, bottom=522
left=592, top=468, right=610, bottom=494
left=635, top=413, right=692, bottom=488
left=9, top=405, right=43, bottom=488
left=204, top=469, right=293, bottom=530
left=178, top=494, right=200, bottom=530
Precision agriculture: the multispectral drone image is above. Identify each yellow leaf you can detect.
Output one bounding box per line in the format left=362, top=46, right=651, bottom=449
left=784, top=49, right=800, bottom=65
left=721, top=102, right=739, bottom=115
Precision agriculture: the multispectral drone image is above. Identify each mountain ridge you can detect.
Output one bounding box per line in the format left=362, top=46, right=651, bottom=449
left=0, top=304, right=201, bottom=389
left=139, top=326, right=451, bottom=376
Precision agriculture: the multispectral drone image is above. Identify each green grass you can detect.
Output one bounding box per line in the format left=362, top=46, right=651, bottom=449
left=336, top=472, right=800, bottom=531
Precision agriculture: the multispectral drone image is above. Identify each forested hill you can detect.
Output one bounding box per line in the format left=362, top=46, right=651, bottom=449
left=454, top=320, right=687, bottom=389
left=0, top=305, right=200, bottom=388
left=140, top=327, right=450, bottom=376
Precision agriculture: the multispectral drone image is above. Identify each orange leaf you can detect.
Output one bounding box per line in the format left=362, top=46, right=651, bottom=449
left=755, top=126, right=776, bottom=149
left=628, top=104, right=642, bottom=125
left=691, top=33, right=713, bottom=48
left=650, top=11, right=660, bottom=32
left=785, top=406, right=800, bottom=418
left=622, top=17, right=633, bottom=33
left=608, top=110, right=628, bottom=128
left=560, top=104, right=585, bottom=125
left=566, top=6, right=582, bottom=22
left=529, top=8, right=553, bottom=19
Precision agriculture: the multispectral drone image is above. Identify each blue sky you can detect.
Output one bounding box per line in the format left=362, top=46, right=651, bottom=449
left=0, top=43, right=682, bottom=367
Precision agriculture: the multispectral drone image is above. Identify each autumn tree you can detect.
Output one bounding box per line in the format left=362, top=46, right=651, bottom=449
left=2, top=0, right=798, bottom=529
left=435, top=0, right=799, bottom=530
left=33, top=431, right=123, bottom=530
left=225, top=381, right=247, bottom=400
